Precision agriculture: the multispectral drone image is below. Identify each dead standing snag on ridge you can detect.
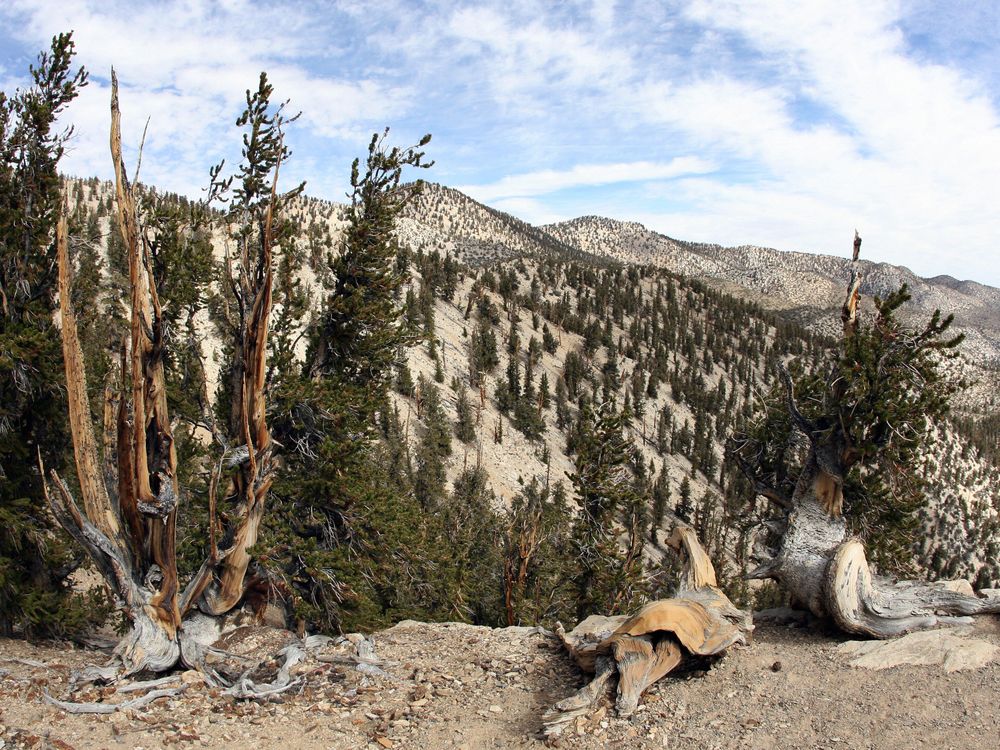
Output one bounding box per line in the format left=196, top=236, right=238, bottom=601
left=543, top=524, right=752, bottom=739
left=40, top=72, right=290, bottom=680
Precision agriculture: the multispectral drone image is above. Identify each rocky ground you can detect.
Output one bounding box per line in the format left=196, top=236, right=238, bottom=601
left=2, top=616, right=999, bottom=750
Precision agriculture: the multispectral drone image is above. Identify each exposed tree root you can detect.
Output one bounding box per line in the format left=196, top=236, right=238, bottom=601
left=42, top=686, right=188, bottom=714
left=825, top=539, right=1000, bottom=638
left=542, top=655, right=616, bottom=741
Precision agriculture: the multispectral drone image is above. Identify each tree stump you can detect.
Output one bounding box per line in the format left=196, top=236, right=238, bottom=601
left=543, top=524, right=752, bottom=739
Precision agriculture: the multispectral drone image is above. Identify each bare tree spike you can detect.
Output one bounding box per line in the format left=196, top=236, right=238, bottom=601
left=56, top=206, right=121, bottom=542
left=841, top=230, right=863, bottom=339
left=110, top=70, right=182, bottom=634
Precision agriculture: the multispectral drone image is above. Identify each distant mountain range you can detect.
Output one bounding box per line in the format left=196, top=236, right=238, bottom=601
left=381, top=183, right=999, bottom=412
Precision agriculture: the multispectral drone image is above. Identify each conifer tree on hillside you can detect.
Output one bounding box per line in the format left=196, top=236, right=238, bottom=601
left=413, top=373, right=451, bottom=508
left=729, top=234, right=1000, bottom=636
left=0, top=33, right=96, bottom=636
left=569, top=401, right=647, bottom=619
left=454, top=386, right=476, bottom=443
left=442, top=467, right=503, bottom=623
left=267, top=128, right=434, bottom=630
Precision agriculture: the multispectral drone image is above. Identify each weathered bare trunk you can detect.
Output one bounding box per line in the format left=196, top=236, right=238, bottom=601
left=746, top=233, right=1000, bottom=637
left=753, top=462, right=1000, bottom=636
left=544, top=524, right=752, bottom=738
left=43, top=73, right=284, bottom=678
left=43, top=72, right=187, bottom=672
left=753, top=450, right=847, bottom=617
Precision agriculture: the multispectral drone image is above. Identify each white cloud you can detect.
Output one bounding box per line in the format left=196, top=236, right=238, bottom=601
left=460, top=157, right=716, bottom=202
left=1, top=0, right=410, bottom=195
left=4, top=0, right=1000, bottom=284
left=622, top=0, right=1000, bottom=282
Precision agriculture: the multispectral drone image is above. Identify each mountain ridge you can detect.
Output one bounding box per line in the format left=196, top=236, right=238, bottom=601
left=372, top=182, right=1000, bottom=413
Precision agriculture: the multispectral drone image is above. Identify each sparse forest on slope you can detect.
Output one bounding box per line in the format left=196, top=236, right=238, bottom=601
left=49, top=172, right=1000, bottom=639
left=4, top=34, right=998, bottom=652
left=546, top=216, right=1000, bottom=413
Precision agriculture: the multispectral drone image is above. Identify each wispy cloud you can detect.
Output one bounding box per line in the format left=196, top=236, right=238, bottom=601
left=0, top=0, right=411, bottom=196
left=3, top=0, right=1000, bottom=284
left=460, top=157, right=716, bottom=202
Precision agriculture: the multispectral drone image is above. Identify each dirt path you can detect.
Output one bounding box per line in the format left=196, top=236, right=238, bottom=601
left=2, top=617, right=998, bottom=750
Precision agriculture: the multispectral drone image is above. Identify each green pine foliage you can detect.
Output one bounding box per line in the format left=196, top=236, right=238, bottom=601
left=0, top=33, right=109, bottom=636
left=454, top=386, right=477, bottom=443
left=266, top=129, right=439, bottom=630
left=440, top=467, right=504, bottom=624
left=568, top=401, right=647, bottom=619
left=729, top=285, right=963, bottom=573
left=414, top=374, right=451, bottom=508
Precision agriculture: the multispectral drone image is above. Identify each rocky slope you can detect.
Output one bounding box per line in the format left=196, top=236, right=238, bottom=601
left=61, top=176, right=1000, bottom=590
left=309, top=183, right=1000, bottom=415
left=287, top=179, right=1000, bottom=410
left=286, top=180, right=1000, bottom=414
left=395, top=184, right=593, bottom=267
left=545, top=215, right=1000, bottom=413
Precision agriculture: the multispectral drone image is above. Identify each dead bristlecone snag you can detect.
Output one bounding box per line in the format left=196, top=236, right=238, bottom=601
left=542, top=524, right=752, bottom=739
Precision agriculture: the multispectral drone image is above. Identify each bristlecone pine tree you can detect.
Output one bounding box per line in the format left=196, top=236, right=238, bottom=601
left=569, top=400, right=647, bottom=620
left=729, top=233, right=1000, bottom=637
left=40, top=71, right=296, bottom=674
left=0, top=33, right=102, bottom=637
left=266, top=127, right=433, bottom=632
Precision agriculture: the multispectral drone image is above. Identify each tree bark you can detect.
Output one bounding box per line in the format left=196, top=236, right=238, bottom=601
left=55, top=211, right=120, bottom=543
left=43, top=73, right=284, bottom=677
left=746, top=233, right=1000, bottom=636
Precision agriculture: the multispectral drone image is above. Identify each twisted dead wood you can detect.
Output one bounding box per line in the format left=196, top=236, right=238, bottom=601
left=543, top=524, right=752, bottom=738
left=43, top=72, right=285, bottom=680
left=743, top=232, right=1000, bottom=638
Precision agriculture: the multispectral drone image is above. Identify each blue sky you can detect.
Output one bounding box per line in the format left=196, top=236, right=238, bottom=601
left=2, top=0, right=999, bottom=285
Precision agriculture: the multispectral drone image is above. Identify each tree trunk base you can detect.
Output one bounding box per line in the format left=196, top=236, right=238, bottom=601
left=825, top=540, right=1000, bottom=639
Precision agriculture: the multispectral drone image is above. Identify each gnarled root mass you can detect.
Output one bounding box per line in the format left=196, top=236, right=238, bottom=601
left=48, top=628, right=388, bottom=713
left=748, top=460, right=1000, bottom=639
left=543, top=525, right=752, bottom=740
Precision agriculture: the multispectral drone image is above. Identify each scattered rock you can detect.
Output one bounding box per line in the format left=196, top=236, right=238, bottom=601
left=180, top=670, right=206, bottom=686
left=838, top=627, right=999, bottom=672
